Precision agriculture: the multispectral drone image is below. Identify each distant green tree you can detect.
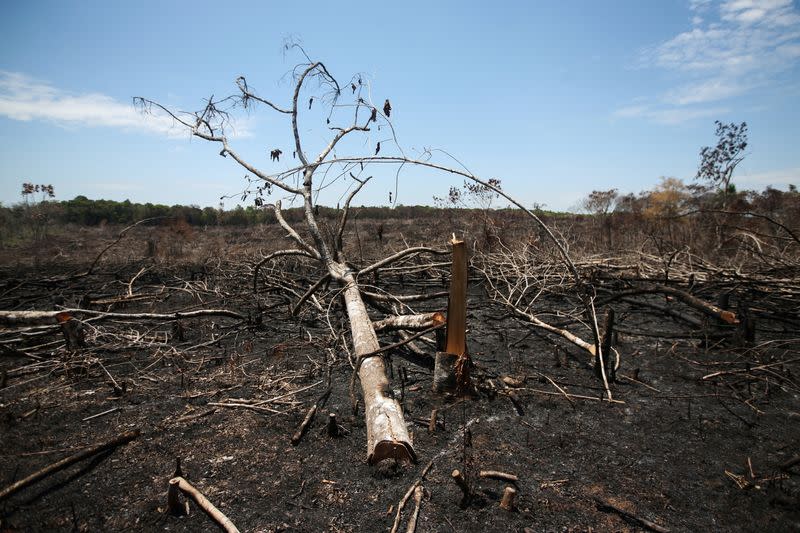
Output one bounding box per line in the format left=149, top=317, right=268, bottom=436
left=696, top=121, right=748, bottom=206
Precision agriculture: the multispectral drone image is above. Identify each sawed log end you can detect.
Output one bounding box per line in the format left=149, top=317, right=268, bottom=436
left=368, top=440, right=417, bottom=465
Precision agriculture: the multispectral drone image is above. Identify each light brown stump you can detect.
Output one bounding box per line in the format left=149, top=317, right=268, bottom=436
left=500, top=486, right=517, bottom=511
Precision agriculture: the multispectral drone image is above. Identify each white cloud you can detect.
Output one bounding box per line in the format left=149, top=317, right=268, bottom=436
left=614, top=104, right=728, bottom=124
left=0, top=71, right=251, bottom=138
left=619, top=0, right=800, bottom=124
left=736, top=166, right=800, bottom=188
left=664, top=78, right=752, bottom=105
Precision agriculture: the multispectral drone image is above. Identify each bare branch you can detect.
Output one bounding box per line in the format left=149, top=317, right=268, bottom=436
left=270, top=201, right=321, bottom=260
left=253, top=248, right=317, bottom=294
left=336, top=176, right=373, bottom=253
left=291, top=273, right=331, bottom=316
left=359, top=247, right=450, bottom=277
left=236, top=76, right=292, bottom=114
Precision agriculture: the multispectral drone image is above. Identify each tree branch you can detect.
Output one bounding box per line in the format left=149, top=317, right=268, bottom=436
left=253, top=248, right=317, bottom=294
left=359, top=247, right=450, bottom=276
left=270, top=201, right=320, bottom=260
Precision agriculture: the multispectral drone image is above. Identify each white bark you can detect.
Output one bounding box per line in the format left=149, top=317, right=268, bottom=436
left=342, top=273, right=415, bottom=464
left=372, top=312, right=445, bottom=332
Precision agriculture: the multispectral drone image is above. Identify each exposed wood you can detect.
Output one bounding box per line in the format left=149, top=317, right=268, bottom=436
left=168, top=476, right=241, bottom=533
left=326, top=413, right=340, bottom=437
left=167, top=478, right=190, bottom=516
left=81, top=407, right=120, bottom=422
left=519, top=388, right=625, bottom=404
left=451, top=469, right=471, bottom=508
left=604, top=285, right=738, bottom=324
left=342, top=272, right=415, bottom=464
left=390, top=459, right=435, bottom=533
left=499, top=486, right=517, bottom=511
left=445, top=236, right=468, bottom=356
left=428, top=409, right=438, bottom=433
left=479, top=470, right=519, bottom=483
left=405, top=486, right=424, bottom=533
left=0, top=429, right=140, bottom=502
left=434, top=237, right=472, bottom=395
left=373, top=312, right=446, bottom=333
left=509, top=307, right=597, bottom=355
left=350, top=323, right=443, bottom=410
left=657, top=285, right=738, bottom=324
left=0, top=308, right=245, bottom=328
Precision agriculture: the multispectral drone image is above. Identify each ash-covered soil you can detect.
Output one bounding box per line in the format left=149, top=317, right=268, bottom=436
left=1, top=225, right=798, bottom=532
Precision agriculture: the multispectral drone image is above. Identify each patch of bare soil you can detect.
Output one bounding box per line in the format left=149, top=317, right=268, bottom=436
left=1, top=226, right=798, bottom=532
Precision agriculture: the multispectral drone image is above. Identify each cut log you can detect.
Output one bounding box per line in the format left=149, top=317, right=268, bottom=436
left=373, top=312, right=446, bottom=332
left=342, top=272, right=415, bottom=464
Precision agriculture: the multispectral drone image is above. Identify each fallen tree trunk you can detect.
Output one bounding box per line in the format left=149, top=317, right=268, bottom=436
left=342, top=272, right=416, bottom=464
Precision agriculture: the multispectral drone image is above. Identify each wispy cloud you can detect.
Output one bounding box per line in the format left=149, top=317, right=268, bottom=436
left=617, top=0, right=800, bottom=123
left=736, top=166, right=800, bottom=188
left=614, top=104, right=729, bottom=124
left=0, top=71, right=251, bottom=138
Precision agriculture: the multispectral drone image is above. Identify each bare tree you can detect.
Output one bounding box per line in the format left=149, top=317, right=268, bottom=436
left=136, top=48, right=425, bottom=464
left=135, top=46, right=604, bottom=457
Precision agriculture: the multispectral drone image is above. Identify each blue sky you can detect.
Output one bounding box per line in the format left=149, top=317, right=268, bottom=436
left=1, top=0, right=798, bottom=211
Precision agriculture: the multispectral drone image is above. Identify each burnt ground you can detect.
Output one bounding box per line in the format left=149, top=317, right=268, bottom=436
left=1, top=224, right=799, bottom=532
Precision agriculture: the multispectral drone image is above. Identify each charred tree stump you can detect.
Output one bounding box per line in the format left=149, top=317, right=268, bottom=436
left=451, top=469, right=471, bottom=508
left=433, top=237, right=471, bottom=394
left=595, top=308, right=616, bottom=383
left=56, top=312, right=86, bottom=349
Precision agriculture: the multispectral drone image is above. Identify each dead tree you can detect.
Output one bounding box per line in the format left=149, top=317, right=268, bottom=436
left=135, top=49, right=419, bottom=464
left=134, top=46, right=598, bottom=459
